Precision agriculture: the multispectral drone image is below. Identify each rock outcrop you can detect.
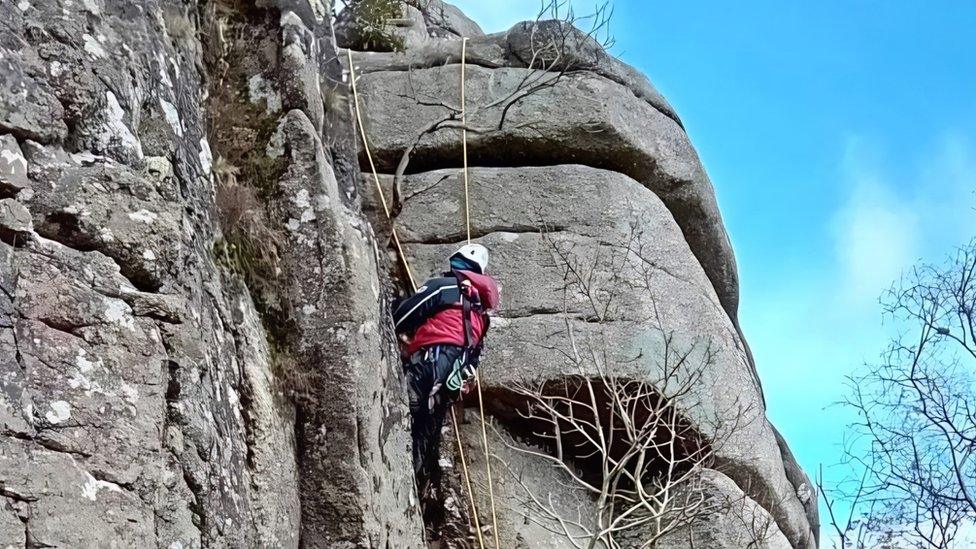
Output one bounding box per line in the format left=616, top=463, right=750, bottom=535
left=0, top=0, right=421, bottom=547
left=0, top=0, right=817, bottom=547
left=351, top=6, right=818, bottom=549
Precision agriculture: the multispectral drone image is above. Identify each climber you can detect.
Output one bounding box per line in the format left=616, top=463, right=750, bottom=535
left=392, top=243, right=500, bottom=491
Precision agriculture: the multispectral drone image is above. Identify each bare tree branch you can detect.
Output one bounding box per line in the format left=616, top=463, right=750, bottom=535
left=824, top=239, right=976, bottom=548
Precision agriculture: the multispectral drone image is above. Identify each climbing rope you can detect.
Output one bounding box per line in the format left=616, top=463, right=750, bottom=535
left=348, top=51, right=417, bottom=292
left=346, top=49, right=486, bottom=549
left=461, top=39, right=472, bottom=246
left=461, top=37, right=502, bottom=549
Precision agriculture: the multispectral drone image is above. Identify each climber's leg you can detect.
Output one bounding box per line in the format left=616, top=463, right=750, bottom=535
left=405, top=345, right=463, bottom=489
left=405, top=354, right=435, bottom=484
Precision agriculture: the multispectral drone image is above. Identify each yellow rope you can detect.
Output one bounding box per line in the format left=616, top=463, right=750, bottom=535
left=461, top=37, right=501, bottom=549
left=347, top=50, right=417, bottom=291
left=346, top=49, right=485, bottom=549
left=461, top=38, right=472, bottom=246
left=450, top=406, right=484, bottom=547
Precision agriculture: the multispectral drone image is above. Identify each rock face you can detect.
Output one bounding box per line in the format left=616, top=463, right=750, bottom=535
left=0, top=0, right=421, bottom=547
left=351, top=5, right=818, bottom=549
left=0, top=1, right=816, bottom=548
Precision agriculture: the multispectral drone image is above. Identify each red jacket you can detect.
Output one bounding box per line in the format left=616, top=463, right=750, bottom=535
left=400, top=270, right=500, bottom=356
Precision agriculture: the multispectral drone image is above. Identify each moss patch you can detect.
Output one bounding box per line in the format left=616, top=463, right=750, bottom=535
left=201, top=0, right=289, bottom=324
left=342, top=0, right=408, bottom=52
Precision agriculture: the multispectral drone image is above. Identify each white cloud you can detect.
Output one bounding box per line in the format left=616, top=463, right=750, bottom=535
left=917, top=132, right=976, bottom=240
left=831, top=133, right=976, bottom=308
left=831, top=136, right=920, bottom=306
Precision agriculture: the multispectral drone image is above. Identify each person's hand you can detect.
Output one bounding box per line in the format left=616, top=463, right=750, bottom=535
left=398, top=334, right=412, bottom=358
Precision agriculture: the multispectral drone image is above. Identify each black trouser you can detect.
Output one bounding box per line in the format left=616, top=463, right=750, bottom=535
left=404, top=344, right=465, bottom=488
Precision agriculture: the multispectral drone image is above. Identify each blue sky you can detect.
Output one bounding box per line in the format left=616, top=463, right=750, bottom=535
left=453, top=0, right=976, bottom=528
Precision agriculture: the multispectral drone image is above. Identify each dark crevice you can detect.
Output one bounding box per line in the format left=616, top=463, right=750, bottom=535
left=221, top=290, right=259, bottom=471
left=32, top=435, right=92, bottom=458
left=165, top=354, right=205, bottom=528
left=156, top=347, right=204, bottom=538
left=0, top=227, right=30, bottom=248
left=4, top=276, right=26, bottom=367
left=481, top=377, right=709, bottom=493
left=118, top=266, right=162, bottom=294
left=376, top=139, right=662, bottom=188
left=35, top=212, right=99, bottom=253
left=355, top=415, right=369, bottom=472
left=237, top=374, right=258, bottom=471
left=493, top=310, right=609, bottom=324
left=10, top=325, right=25, bottom=371
left=0, top=122, right=57, bottom=149
left=2, top=429, right=91, bottom=459
left=400, top=225, right=555, bottom=245
left=181, top=467, right=206, bottom=530
left=344, top=47, right=506, bottom=73
left=33, top=212, right=162, bottom=293
left=494, top=306, right=563, bottom=317
left=0, top=488, right=35, bottom=504
left=89, top=469, right=134, bottom=492
left=164, top=359, right=182, bottom=414
left=29, top=315, right=87, bottom=339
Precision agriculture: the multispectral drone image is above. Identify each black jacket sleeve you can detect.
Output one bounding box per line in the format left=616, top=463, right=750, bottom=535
left=392, top=276, right=461, bottom=335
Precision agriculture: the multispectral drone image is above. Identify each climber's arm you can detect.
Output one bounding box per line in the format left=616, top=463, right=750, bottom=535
left=392, top=277, right=461, bottom=335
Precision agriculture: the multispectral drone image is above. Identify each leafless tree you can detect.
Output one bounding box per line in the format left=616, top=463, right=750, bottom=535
left=816, top=463, right=898, bottom=549
left=490, top=223, right=752, bottom=548
left=824, top=239, right=976, bottom=548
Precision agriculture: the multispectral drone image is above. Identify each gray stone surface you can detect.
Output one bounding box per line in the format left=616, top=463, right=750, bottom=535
left=0, top=500, right=24, bottom=548
left=1, top=1, right=817, bottom=548
left=358, top=85, right=815, bottom=547
left=654, top=469, right=794, bottom=549
left=0, top=135, right=30, bottom=194
left=0, top=51, right=67, bottom=144
left=355, top=64, right=741, bottom=322
left=422, top=1, right=485, bottom=39
left=459, top=419, right=597, bottom=548
left=0, top=199, right=32, bottom=242
left=271, top=4, right=427, bottom=545
left=343, top=21, right=677, bottom=125
left=273, top=108, right=424, bottom=547
left=504, top=20, right=679, bottom=124
left=0, top=0, right=385, bottom=547
left=20, top=145, right=182, bottom=291
left=0, top=238, right=172, bottom=548
left=395, top=167, right=814, bottom=546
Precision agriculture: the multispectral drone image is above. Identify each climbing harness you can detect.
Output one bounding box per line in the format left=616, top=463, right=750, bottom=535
left=347, top=41, right=501, bottom=547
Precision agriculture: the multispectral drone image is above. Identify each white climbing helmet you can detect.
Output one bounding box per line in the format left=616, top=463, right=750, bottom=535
left=450, top=243, right=489, bottom=274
